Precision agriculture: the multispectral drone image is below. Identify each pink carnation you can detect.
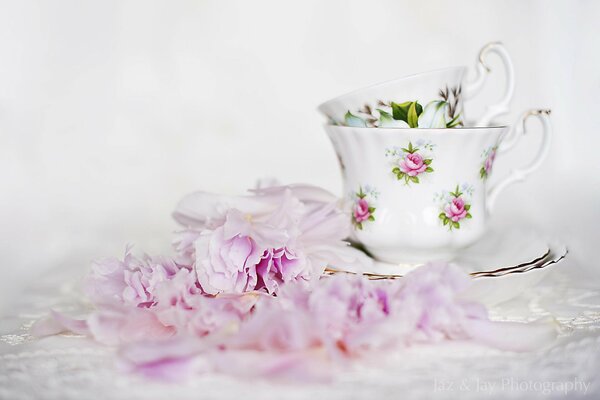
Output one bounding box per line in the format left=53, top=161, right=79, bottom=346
left=35, top=259, right=557, bottom=381
left=233, top=262, right=556, bottom=357
left=84, top=249, right=187, bottom=308
left=174, top=184, right=369, bottom=295
left=256, top=247, right=308, bottom=294
left=194, top=223, right=264, bottom=295
left=152, top=269, right=260, bottom=337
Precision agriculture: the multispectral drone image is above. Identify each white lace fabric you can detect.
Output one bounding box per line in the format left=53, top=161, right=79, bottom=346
left=1, top=269, right=599, bottom=400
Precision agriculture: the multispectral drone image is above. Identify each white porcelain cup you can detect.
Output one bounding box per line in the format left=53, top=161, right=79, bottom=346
left=318, top=42, right=514, bottom=128
left=325, top=110, right=551, bottom=264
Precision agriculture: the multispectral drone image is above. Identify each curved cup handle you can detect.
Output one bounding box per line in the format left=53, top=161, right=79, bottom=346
left=463, top=42, right=515, bottom=126
left=486, top=109, right=552, bottom=213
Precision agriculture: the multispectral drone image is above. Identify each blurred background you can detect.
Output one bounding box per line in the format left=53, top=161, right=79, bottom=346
left=0, top=0, right=598, bottom=310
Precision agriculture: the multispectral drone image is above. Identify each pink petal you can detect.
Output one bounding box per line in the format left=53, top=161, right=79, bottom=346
left=30, top=310, right=90, bottom=337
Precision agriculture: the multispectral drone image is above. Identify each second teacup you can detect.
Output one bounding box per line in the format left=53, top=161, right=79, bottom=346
left=318, top=42, right=515, bottom=129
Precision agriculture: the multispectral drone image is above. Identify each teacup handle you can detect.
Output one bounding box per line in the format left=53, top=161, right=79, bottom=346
left=486, top=109, right=552, bottom=213
left=463, top=42, right=515, bottom=126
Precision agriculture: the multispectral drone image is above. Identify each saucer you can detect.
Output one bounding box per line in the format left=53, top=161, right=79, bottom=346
left=326, top=228, right=551, bottom=278
left=324, top=240, right=567, bottom=306
left=461, top=242, right=567, bottom=306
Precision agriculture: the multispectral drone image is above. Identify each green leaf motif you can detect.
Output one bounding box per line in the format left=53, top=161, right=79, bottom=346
left=378, top=109, right=393, bottom=119
left=391, top=101, right=411, bottom=122
left=424, top=159, right=432, bottom=165
left=415, top=102, right=423, bottom=116
left=466, top=213, right=472, bottom=219
left=344, top=111, right=367, bottom=128
left=425, top=167, right=434, bottom=172
left=480, top=167, right=487, bottom=179
left=446, top=114, right=462, bottom=128
left=453, top=221, right=460, bottom=229
left=439, top=212, right=446, bottom=220
left=464, top=204, right=471, bottom=211
left=392, top=167, right=401, bottom=174
left=368, top=215, right=375, bottom=222
left=377, top=109, right=394, bottom=124
left=357, top=186, right=366, bottom=199
left=390, top=102, right=423, bottom=128
left=410, top=176, right=419, bottom=183
left=407, top=102, right=419, bottom=128
left=450, top=185, right=463, bottom=198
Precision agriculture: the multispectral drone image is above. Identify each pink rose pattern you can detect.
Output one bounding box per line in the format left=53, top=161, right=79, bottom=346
left=480, top=146, right=497, bottom=180
left=352, top=187, right=376, bottom=230
left=400, top=153, right=427, bottom=176
left=438, top=185, right=472, bottom=230
left=392, top=142, right=433, bottom=185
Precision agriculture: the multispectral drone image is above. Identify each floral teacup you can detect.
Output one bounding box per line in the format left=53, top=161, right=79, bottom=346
left=318, top=42, right=514, bottom=129
left=325, top=110, right=551, bottom=264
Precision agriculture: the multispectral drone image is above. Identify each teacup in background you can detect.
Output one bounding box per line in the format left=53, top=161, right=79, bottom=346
left=325, top=110, right=551, bottom=264
left=318, top=42, right=514, bottom=129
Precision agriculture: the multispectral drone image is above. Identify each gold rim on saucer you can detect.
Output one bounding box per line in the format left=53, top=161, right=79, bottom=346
left=323, top=247, right=567, bottom=281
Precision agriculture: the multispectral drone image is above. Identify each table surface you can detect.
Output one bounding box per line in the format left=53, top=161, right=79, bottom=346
left=1, top=265, right=599, bottom=400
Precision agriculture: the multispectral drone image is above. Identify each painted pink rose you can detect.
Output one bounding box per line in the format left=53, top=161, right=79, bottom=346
left=353, top=198, right=371, bottom=223
left=484, top=149, right=496, bottom=174
left=399, top=153, right=427, bottom=177
left=444, top=197, right=467, bottom=222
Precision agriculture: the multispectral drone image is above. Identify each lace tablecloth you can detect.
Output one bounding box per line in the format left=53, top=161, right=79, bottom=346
left=1, top=265, right=599, bottom=400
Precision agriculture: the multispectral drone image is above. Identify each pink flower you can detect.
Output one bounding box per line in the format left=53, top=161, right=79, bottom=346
left=256, top=248, right=308, bottom=294
left=173, top=184, right=364, bottom=295
left=227, top=275, right=397, bottom=357
left=353, top=198, right=371, bottom=223
left=392, top=262, right=479, bottom=343
left=36, top=260, right=558, bottom=382
left=231, top=288, right=319, bottom=352
left=194, top=223, right=265, bottom=295
left=119, top=336, right=209, bottom=382
left=86, top=307, right=175, bottom=345
left=308, top=276, right=394, bottom=355
left=218, top=262, right=556, bottom=360
left=172, top=229, right=202, bottom=266
left=484, top=149, right=496, bottom=174
left=152, top=269, right=260, bottom=337
left=84, top=249, right=188, bottom=309
left=399, top=153, right=427, bottom=176
left=444, top=197, right=467, bottom=222
left=31, top=307, right=176, bottom=346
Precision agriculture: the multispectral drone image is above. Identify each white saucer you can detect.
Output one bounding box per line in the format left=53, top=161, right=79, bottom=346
left=324, top=230, right=567, bottom=306
left=327, top=228, right=551, bottom=278
left=462, top=242, right=567, bottom=306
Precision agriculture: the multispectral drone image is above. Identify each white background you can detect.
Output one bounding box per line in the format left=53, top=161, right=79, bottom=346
left=1, top=0, right=598, bottom=310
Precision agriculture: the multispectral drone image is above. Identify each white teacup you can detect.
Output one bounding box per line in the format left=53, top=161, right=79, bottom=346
left=318, top=42, right=514, bottom=129
left=325, top=110, right=551, bottom=264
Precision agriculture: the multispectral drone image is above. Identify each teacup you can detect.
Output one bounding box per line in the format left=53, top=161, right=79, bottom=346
left=325, top=110, right=551, bottom=264
left=318, top=42, right=514, bottom=129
